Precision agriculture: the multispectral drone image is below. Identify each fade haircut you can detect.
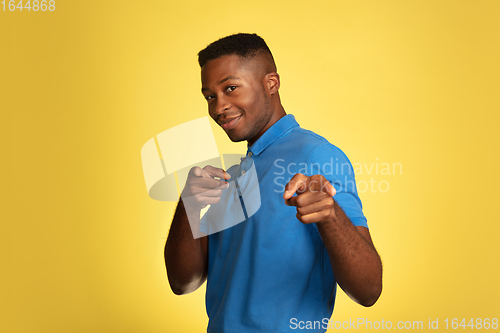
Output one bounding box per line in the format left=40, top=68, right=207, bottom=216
left=198, top=33, right=276, bottom=69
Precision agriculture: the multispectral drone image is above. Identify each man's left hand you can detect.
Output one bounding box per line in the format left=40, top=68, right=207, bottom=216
left=283, top=174, right=337, bottom=224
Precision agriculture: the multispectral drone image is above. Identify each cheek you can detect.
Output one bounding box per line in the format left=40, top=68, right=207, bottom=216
left=240, top=91, right=261, bottom=112
left=208, top=101, right=218, bottom=116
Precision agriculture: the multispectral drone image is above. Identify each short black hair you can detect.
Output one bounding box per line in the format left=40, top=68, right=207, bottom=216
left=198, top=33, right=274, bottom=68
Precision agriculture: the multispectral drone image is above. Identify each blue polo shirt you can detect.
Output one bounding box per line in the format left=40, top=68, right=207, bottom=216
left=204, top=114, right=367, bottom=333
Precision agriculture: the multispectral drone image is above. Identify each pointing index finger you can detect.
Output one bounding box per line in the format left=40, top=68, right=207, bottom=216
left=283, top=173, right=309, bottom=200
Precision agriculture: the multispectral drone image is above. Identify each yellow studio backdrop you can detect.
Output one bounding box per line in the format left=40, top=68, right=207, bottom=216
left=1, top=0, right=499, bottom=332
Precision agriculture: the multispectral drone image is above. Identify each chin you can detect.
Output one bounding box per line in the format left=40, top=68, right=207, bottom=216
left=226, top=133, right=247, bottom=143
left=223, top=123, right=250, bottom=142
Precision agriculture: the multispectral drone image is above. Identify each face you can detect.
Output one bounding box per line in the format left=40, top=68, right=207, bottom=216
left=201, top=55, right=274, bottom=145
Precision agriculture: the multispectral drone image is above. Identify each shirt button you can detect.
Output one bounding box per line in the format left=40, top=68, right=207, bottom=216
left=248, top=152, right=253, bottom=156
left=241, top=170, right=246, bottom=176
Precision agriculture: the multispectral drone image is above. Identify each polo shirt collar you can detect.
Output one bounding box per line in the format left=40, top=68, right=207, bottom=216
left=248, top=114, right=299, bottom=156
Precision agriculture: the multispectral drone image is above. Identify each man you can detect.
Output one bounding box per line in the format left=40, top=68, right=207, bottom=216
left=165, top=33, right=382, bottom=332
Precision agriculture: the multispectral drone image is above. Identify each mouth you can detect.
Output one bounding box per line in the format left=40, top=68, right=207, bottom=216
left=219, top=115, right=242, bottom=131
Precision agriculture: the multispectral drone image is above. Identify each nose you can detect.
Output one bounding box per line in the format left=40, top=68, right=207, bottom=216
left=213, top=94, right=230, bottom=116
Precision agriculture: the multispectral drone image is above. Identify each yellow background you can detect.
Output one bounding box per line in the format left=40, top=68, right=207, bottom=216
left=1, top=0, right=499, bottom=332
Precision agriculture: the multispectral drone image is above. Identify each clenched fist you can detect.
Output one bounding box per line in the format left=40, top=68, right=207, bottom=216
left=181, top=165, right=231, bottom=213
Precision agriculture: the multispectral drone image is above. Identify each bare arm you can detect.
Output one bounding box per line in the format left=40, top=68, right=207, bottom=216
left=284, top=174, right=382, bottom=307
left=164, top=166, right=229, bottom=295
left=165, top=199, right=208, bottom=295
left=316, top=202, right=382, bottom=306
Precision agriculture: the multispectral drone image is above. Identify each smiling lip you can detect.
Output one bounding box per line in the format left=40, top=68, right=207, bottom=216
left=220, top=115, right=241, bottom=130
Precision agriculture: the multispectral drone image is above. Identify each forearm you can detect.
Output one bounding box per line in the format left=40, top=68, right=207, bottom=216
left=317, top=201, right=382, bottom=306
left=165, top=199, right=208, bottom=295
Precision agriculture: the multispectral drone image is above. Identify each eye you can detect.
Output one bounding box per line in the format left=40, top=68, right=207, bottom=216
left=205, top=94, right=215, bottom=101
left=226, top=85, right=237, bottom=93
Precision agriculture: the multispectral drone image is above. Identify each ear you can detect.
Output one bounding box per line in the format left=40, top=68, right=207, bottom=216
left=265, top=72, right=280, bottom=95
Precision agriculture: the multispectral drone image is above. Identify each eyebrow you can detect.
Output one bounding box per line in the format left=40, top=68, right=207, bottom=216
left=202, top=75, right=241, bottom=93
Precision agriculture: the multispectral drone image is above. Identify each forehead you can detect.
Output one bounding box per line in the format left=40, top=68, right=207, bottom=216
left=201, top=55, right=259, bottom=85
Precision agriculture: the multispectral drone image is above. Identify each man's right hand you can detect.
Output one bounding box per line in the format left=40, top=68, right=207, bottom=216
left=181, top=165, right=231, bottom=212
left=166, top=165, right=228, bottom=294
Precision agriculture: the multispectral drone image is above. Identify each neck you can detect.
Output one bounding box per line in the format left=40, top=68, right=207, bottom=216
left=247, top=101, right=286, bottom=146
